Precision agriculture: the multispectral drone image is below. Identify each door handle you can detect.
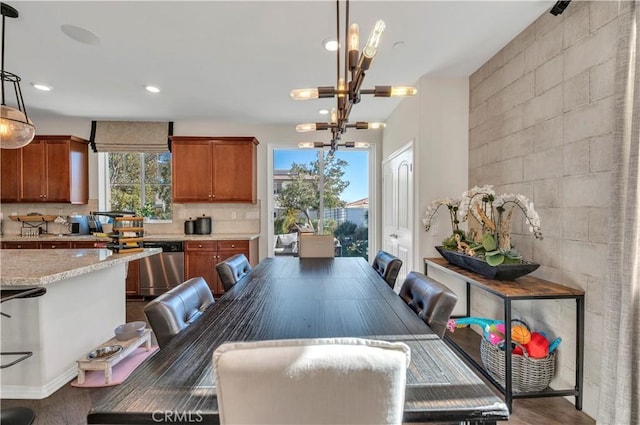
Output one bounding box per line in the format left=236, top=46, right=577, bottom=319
left=389, top=233, right=398, bottom=238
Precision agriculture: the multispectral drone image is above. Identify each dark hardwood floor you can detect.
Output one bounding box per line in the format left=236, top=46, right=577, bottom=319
left=0, top=300, right=595, bottom=425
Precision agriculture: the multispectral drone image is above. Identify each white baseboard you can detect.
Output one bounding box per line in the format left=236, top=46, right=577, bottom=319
left=1, top=367, right=77, bottom=399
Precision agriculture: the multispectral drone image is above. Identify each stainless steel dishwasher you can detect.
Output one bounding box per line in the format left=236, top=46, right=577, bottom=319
left=140, top=241, right=185, bottom=296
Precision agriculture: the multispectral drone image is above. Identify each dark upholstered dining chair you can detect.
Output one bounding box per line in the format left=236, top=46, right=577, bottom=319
left=372, top=250, right=403, bottom=289
left=398, top=271, right=458, bottom=338
left=216, top=254, right=252, bottom=292
left=144, top=276, right=215, bottom=348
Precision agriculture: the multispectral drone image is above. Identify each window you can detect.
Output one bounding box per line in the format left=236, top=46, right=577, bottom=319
left=103, top=152, right=172, bottom=220
left=271, top=148, right=370, bottom=259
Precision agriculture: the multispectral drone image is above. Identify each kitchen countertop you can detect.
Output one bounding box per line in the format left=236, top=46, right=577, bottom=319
left=0, top=233, right=260, bottom=242
left=0, top=248, right=161, bottom=287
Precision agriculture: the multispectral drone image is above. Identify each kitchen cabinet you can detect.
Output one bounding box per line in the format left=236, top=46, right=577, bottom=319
left=71, top=241, right=109, bottom=249
left=1, top=241, right=39, bottom=249
left=0, top=135, right=89, bottom=204
left=184, top=239, right=258, bottom=295
left=125, top=260, right=140, bottom=297
left=0, top=148, right=21, bottom=202
left=39, top=241, right=72, bottom=249
left=171, top=137, right=258, bottom=203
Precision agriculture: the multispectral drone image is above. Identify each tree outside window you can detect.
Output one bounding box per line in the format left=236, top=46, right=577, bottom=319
left=107, top=152, right=172, bottom=220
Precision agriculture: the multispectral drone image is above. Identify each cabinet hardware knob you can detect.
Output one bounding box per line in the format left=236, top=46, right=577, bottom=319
left=51, top=245, right=55, bottom=248
left=198, top=244, right=203, bottom=248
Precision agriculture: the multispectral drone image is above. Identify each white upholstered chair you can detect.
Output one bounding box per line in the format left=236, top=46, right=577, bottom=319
left=213, top=337, right=411, bottom=425
left=297, top=234, right=335, bottom=258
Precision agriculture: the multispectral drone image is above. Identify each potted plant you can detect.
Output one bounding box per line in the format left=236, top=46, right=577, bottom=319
left=423, top=185, right=543, bottom=280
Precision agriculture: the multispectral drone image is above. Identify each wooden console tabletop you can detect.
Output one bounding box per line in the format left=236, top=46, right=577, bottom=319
left=425, top=257, right=585, bottom=413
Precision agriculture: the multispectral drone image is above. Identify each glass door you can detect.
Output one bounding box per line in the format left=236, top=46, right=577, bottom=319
left=272, top=148, right=370, bottom=259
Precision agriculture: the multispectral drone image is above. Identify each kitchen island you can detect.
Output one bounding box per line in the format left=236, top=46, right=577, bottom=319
left=0, top=248, right=160, bottom=399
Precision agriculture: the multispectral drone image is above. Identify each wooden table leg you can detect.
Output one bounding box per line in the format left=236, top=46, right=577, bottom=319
left=145, top=334, right=152, bottom=351
left=105, top=366, right=112, bottom=384
left=77, top=369, right=85, bottom=384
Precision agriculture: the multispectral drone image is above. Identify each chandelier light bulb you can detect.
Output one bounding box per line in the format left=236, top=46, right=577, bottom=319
left=390, top=86, right=417, bottom=97
left=363, top=20, right=385, bottom=58
left=296, top=123, right=317, bottom=132
left=368, top=122, right=387, bottom=129
left=290, top=88, right=320, bottom=100
left=330, top=108, right=337, bottom=124
left=348, top=23, right=360, bottom=51
left=298, top=142, right=315, bottom=148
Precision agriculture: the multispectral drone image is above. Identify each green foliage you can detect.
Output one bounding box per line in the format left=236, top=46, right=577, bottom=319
left=334, top=220, right=368, bottom=259
left=277, top=154, right=349, bottom=226
left=108, top=152, right=172, bottom=220
left=481, top=233, right=497, bottom=251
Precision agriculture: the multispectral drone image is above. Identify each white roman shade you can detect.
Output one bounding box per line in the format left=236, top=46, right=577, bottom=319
left=90, top=121, right=173, bottom=152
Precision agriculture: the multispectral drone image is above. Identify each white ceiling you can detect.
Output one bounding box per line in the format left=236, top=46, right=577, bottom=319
left=4, top=1, right=553, bottom=126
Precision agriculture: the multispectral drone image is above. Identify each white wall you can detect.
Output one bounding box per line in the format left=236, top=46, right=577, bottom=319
left=382, top=76, right=469, bottom=274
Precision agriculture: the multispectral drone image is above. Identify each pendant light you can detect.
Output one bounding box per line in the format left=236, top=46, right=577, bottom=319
left=1, top=2, right=35, bottom=149
left=290, top=0, right=416, bottom=155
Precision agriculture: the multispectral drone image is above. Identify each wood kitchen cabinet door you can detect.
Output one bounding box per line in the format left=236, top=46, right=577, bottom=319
left=172, top=139, right=213, bottom=202
left=212, top=142, right=255, bottom=202
left=184, top=241, right=220, bottom=294
left=171, top=136, right=258, bottom=203
left=125, top=260, right=140, bottom=296
left=0, top=148, right=21, bottom=202
left=18, top=136, right=89, bottom=204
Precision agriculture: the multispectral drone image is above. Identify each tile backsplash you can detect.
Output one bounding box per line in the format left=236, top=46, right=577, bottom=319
left=0, top=200, right=260, bottom=236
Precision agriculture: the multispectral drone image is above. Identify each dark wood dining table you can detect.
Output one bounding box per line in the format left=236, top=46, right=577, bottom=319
left=88, top=257, right=509, bottom=424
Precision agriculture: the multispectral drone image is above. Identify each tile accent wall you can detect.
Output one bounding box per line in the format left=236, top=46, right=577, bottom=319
left=468, top=1, right=619, bottom=419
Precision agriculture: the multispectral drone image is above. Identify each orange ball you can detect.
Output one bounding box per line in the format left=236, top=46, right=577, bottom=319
left=511, top=325, right=531, bottom=345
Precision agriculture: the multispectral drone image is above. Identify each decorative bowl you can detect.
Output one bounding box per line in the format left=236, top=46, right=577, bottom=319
left=114, top=321, right=146, bottom=341
left=435, top=246, right=539, bottom=280
left=87, top=345, right=122, bottom=360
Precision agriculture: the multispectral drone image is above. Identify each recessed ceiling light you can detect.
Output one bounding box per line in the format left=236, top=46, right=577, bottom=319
left=31, top=83, right=53, bottom=91
left=323, top=38, right=338, bottom=52
left=319, top=109, right=329, bottom=115
left=145, top=86, right=160, bottom=93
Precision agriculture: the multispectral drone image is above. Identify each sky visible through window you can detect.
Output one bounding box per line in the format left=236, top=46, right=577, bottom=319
left=274, top=150, right=368, bottom=203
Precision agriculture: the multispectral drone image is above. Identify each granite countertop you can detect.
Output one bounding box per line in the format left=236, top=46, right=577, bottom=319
left=0, top=233, right=260, bottom=242
left=0, top=248, right=161, bottom=287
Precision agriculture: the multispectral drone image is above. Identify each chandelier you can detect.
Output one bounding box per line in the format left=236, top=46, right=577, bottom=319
left=1, top=2, right=35, bottom=149
left=291, top=0, right=416, bottom=154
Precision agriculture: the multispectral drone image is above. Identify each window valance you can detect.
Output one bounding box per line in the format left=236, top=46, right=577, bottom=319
left=90, top=121, right=173, bottom=152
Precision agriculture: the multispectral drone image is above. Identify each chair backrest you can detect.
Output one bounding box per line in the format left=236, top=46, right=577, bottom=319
left=143, top=276, right=214, bottom=348
left=372, top=250, right=403, bottom=289
left=399, top=271, right=458, bottom=338
left=216, top=253, right=252, bottom=292
left=213, top=338, right=410, bottom=425
left=297, top=234, right=335, bottom=258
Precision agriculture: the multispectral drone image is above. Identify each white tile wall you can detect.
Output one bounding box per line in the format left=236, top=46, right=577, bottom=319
left=468, top=1, right=618, bottom=420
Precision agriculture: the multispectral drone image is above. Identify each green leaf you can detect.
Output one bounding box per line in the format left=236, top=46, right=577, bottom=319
left=482, top=233, right=497, bottom=251
left=486, top=253, right=505, bottom=266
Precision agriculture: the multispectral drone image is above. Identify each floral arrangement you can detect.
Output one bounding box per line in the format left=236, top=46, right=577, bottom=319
left=423, top=185, right=543, bottom=266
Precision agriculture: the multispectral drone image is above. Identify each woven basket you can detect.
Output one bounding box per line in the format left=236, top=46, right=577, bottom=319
left=480, top=337, right=555, bottom=393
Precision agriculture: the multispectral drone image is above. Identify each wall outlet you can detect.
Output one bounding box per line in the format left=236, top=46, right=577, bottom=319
left=231, top=211, right=237, bottom=219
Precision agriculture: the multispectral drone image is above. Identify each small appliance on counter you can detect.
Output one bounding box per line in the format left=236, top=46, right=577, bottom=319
left=184, top=217, right=195, bottom=235
left=67, top=215, right=90, bottom=235
left=195, top=214, right=211, bottom=235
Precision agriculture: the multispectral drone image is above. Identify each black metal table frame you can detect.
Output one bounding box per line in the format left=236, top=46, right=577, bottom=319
left=425, top=261, right=584, bottom=413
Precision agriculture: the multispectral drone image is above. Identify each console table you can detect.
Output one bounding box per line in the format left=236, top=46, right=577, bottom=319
left=424, top=257, right=584, bottom=412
